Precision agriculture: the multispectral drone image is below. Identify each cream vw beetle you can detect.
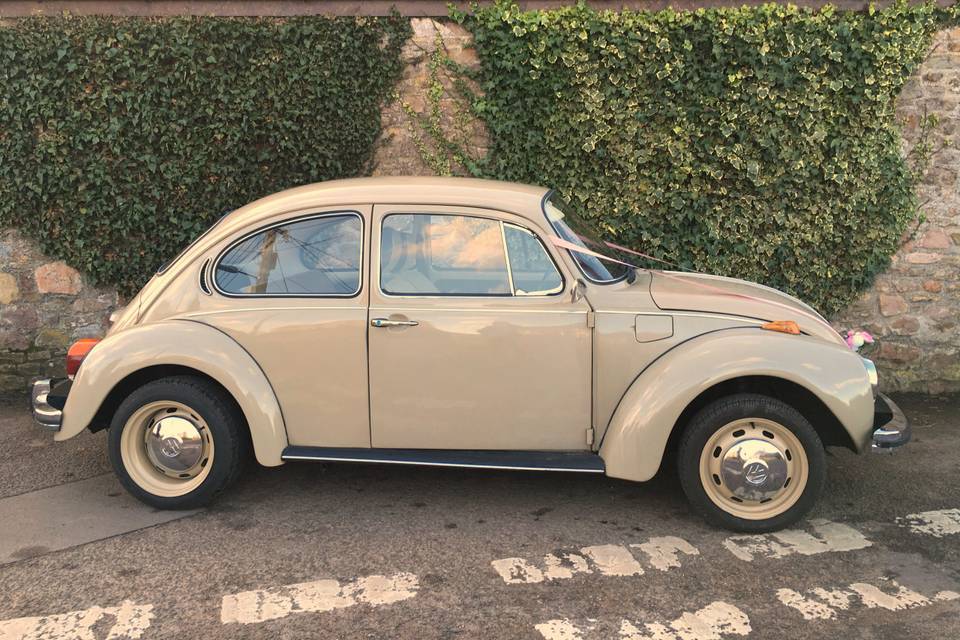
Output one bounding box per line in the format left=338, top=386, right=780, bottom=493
left=32, top=177, right=909, bottom=532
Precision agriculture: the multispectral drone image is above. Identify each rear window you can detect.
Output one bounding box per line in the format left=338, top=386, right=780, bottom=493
left=215, top=213, right=362, bottom=296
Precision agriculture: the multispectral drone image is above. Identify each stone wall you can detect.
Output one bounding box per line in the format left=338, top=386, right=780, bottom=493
left=0, top=19, right=957, bottom=395
left=371, top=18, right=487, bottom=177
left=833, top=27, right=960, bottom=394
left=0, top=229, right=119, bottom=393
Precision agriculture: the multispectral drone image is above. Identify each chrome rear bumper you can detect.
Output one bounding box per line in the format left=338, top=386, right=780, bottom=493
left=871, top=393, right=910, bottom=453
left=31, top=378, right=70, bottom=431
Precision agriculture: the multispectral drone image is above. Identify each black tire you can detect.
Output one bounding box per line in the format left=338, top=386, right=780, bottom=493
left=677, top=393, right=826, bottom=533
left=108, top=375, right=248, bottom=510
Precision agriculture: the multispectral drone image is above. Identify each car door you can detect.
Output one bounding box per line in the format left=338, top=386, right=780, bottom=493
left=198, top=206, right=371, bottom=448
left=368, top=204, right=593, bottom=451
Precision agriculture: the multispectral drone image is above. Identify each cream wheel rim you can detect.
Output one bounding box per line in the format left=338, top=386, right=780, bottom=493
left=699, top=418, right=808, bottom=520
left=120, top=400, right=214, bottom=497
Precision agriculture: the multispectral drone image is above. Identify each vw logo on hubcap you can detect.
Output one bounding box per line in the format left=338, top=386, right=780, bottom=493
left=743, top=461, right=769, bottom=486
left=159, top=436, right=183, bottom=458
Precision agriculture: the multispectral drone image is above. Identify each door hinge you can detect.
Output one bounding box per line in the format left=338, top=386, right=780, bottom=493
left=586, top=427, right=595, bottom=447
left=586, top=311, right=595, bottom=328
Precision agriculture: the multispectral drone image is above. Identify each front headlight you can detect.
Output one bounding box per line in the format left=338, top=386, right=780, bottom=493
left=862, top=357, right=878, bottom=395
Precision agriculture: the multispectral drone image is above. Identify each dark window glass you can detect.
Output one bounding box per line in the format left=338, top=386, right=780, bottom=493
left=215, top=214, right=361, bottom=295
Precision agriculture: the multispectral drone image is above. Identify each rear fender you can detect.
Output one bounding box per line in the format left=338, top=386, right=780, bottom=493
left=57, top=320, right=287, bottom=466
left=599, top=328, right=873, bottom=482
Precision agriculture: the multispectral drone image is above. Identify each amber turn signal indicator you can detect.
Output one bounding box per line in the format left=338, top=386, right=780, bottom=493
left=66, top=338, right=100, bottom=377
left=761, top=320, right=801, bottom=335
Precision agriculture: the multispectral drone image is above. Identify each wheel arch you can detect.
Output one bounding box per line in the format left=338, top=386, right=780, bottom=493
left=598, top=328, right=874, bottom=483
left=56, top=320, right=287, bottom=467
left=663, top=375, right=857, bottom=461
left=89, top=364, right=243, bottom=432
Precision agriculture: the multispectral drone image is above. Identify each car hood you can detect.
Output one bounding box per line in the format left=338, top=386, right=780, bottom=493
left=649, top=271, right=843, bottom=344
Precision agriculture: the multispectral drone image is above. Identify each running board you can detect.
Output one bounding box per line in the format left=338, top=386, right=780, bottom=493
left=281, top=446, right=606, bottom=473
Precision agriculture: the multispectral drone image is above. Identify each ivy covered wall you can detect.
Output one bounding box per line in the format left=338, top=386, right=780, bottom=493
left=457, top=1, right=955, bottom=316
left=0, top=15, right=411, bottom=295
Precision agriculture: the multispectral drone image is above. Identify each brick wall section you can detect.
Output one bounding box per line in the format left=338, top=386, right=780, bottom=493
left=0, top=229, right=119, bottom=393
left=0, top=20, right=956, bottom=395
left=833, top=27, right=960, bottom=394
left=371, top=19, right=487, bottom=177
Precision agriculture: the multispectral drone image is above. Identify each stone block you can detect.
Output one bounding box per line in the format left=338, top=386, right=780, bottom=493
left=0, top=273, right=18, bottom=304
left=878, top=294, right=908, bottom=317
left=34, top=328, right=70, bottom=350
left=905, top=252, right=942, bottom=265
left=890, top=316, right=920, bottom=336
left=878, top=342, right=922, bottom=363
left=920, top=229, right=952, bottom=249
left=35, top=262, right=82, bottom=295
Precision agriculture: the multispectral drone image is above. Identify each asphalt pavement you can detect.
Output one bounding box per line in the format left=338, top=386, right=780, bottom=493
left=0, top=393, right=957, bottom=639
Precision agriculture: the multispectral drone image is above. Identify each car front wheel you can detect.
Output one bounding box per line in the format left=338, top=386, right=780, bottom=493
left=108, top=376, right=248, bottom=510
left=677, top=393, right=826, bottom=533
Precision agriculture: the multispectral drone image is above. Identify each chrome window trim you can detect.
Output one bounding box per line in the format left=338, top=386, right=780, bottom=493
left=211, top=210, right=364, bottom=299
left=377, top=212, right=567, bottom=299
left=499, top=221, right=516, bottom=295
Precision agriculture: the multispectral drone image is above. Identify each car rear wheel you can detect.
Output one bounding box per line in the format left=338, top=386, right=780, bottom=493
left=677, top=393, right=826, bottom=533
left=108, top=376, right=248, bottom=509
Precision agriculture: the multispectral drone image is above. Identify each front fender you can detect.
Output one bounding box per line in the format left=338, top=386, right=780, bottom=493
left=57, top=320, right=287, bottom=466
left=599, top=327, right=873, bottom=482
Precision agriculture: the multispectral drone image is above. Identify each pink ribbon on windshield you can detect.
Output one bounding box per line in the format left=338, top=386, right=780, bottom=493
left=550, top=236, right=827, bottom=327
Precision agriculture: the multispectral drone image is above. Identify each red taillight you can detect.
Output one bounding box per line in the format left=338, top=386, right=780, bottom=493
left=66, top=338, right=100, bottom=377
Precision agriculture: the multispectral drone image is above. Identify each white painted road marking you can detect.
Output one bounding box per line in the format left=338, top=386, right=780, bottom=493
left=535, top=601, right=751, bottom=640
left=897, top=509, right=960, bottom=537
left=723, top=519, right=871, bottom=562
left=777, top=579, right=960, bottom=620
left=492, top=536, right=699, bottom=584
left=534, top=619, right=586, bottom=640
left=581, top=545, right=644, bottom=577
left=0, top=601, right=153, bottom=640
left=631, top=536, right=700, bottom=571
left=220, top=572, right=419, bottom=624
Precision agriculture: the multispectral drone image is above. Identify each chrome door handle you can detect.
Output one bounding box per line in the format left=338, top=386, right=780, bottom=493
left=371, top=318, right=419, bottom=328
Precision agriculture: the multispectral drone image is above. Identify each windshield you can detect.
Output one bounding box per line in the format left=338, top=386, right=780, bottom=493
left=543, top=193, right=628, bottom=283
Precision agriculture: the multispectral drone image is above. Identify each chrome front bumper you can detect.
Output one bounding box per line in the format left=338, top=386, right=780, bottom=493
left=31, top=378, right=70, bottom=431
left=871, top=393, right=911, bottom=453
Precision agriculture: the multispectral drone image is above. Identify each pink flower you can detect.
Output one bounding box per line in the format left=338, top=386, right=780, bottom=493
left=845, top=330, right=875, bottom=351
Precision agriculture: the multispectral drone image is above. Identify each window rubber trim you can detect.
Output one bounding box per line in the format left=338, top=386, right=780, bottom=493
left=211, top=210, right=364, bottom=299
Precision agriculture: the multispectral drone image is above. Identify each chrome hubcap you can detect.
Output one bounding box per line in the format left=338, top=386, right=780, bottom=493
left=699, top=418, right=809, bottom=520
left=720, top=438, right=789, bottom=502
left=144, top=410, right=208, bottom=478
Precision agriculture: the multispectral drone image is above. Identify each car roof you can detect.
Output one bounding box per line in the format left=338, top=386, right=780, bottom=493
left=223, top=176, right=551, bottom=231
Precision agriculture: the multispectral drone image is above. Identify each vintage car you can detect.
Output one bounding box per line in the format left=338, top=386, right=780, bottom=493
left=31, top=177, right=909, bottom=532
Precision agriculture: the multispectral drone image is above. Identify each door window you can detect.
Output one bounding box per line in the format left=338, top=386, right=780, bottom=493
left=215, top=213, right=362, bottom=296
left=503, top=223, right=564, bottom=295
left=380, top=214, right=562, bottom=296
